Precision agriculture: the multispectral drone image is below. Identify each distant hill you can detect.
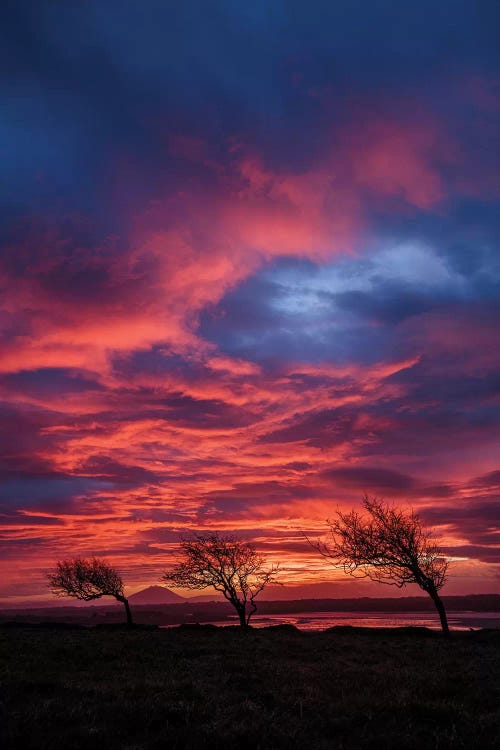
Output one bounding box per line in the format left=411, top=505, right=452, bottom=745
left=128, top=586, right=186, bottom=605
left=187, top=593, right=224, bottom=603
left=128, top=586, right=224, bottom=605
left=2, top=591, right=499, bottom=615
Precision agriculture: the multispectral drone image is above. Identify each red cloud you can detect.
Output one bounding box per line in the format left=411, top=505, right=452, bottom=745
left=2, top=102, right=500, bottom=604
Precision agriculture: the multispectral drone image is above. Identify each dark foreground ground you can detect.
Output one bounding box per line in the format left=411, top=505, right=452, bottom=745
left=1, top=624, right=499, bottom=750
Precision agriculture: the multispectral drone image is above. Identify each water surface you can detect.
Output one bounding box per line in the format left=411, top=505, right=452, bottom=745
left=164, top=610, right=500, bottom=631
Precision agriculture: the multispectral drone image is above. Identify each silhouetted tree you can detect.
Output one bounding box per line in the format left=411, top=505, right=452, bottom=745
left=162, top=533, right=279, bottom=628
left=313, top=496, right=450, bottom=635
left=48, top=557, right=133, bottom=626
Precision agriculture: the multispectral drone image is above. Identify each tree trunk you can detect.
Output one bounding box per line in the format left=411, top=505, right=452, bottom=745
left=246, top=600, right=257, bottom=627
left=236, top=604, right=248, bottom=629
left=429, top=588, right=449, bottom=636
left=117, top=595, right=133, bottom=627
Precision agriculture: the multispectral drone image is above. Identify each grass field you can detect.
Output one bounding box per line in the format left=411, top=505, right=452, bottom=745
left=1, top=624, right=499, bottom=749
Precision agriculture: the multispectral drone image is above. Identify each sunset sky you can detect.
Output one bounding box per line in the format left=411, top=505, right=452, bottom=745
left=1, top=1, right=500, bottom=605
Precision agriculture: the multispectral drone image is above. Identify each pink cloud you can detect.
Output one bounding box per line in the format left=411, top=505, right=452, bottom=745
left=2, top=99, right=500, bottom=604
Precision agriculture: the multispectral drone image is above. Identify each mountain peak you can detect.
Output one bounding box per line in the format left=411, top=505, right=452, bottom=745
left=129, top=585, right=185, bottom=605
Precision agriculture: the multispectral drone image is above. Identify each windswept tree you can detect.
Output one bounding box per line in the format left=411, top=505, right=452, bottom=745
left=48, top=557, right=133, bottom=627
left=162, top=533, right=280, bottom=628
left=313, top=496, right=450, bottom=635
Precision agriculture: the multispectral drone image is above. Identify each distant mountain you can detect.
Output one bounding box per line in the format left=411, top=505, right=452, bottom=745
left=187, top=593, right=224, bottom=603
left=128, top=586, right=224, bottom=605
left=128, top=586, right=186, bottom=605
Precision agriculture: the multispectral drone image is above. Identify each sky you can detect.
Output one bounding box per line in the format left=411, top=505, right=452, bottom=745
left=1, top=1, right=500, bottom=605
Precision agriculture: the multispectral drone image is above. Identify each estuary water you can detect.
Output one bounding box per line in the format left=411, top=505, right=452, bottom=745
left=164, top=610, right=500, bottom=631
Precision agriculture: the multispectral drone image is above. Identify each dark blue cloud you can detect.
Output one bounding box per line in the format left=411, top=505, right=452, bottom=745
left=0, top=368, right=103, bottom=399
left=200, top=234, right=500, bottom=365
left=2, top=0, right=500, bottom=217
left=0, top=475, right=111, bottom=510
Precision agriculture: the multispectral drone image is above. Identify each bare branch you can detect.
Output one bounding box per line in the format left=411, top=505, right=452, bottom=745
left=162, top=532, right=279, bottom=627
left=310, top=496, right=450, bottom=634
left=47, top=557, right=133, bottom=626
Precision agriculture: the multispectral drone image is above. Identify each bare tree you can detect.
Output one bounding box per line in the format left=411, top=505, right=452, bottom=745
left=161, top=533, right=280, bottom=628
left=312, top=496, right=450, bottom=635
left=48, top=557, right=133, bottom=627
